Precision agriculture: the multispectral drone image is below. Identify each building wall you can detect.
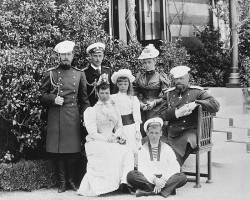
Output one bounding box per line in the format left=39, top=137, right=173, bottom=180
left=113, top=0, right=212, bottom=48
left=167, top=0, right=211, bottom=48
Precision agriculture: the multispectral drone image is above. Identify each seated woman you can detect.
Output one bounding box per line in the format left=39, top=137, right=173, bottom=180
left=77, top=74, right=134, bottom=196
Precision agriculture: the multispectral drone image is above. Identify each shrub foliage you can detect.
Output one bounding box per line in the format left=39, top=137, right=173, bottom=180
left=188, top=26, right=231, bottom=87
left=0, top=0, right=189, bottom=162
left=0, top=159, right=57, bottom=191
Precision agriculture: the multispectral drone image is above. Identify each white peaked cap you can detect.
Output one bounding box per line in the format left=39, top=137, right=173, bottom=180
left=170, top=66, right=190, bottom=78
left=86, top=42, right=105, bottom=54
left=54, top=40, right=75, bottom=53
left=144, top=117, right=163, bottom=132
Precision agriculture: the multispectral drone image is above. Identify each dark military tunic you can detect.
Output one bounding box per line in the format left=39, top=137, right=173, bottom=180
left=157, top=85, right=220, bottom=156
left=83, top=63, right=113, bottom=106
left=40, top=65, right=89, bottom=153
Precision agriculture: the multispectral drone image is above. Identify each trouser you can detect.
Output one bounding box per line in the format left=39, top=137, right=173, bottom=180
left=49, top=153, right=79, bottom=185
left=127, top=170, right=187, bottom=198
left=174, top=143, right=193, bottom=166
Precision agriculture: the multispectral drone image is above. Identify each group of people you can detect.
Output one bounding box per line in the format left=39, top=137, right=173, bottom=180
left=40, top=40, right=220, bottom=198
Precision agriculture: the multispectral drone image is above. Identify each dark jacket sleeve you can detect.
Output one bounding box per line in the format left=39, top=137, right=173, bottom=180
left=39, top=72, right=57, bottom=108
left=156, top=92, right=177, bottom=121
left=195, top=90, right=220, bottom=113
left=78, top=71, right=90, bottom=114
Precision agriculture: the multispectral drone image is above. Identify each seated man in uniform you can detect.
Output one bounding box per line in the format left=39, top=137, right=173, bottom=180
left=127, top=118, right=187, bottom=198
left=157, top=66, right=220, bottom=166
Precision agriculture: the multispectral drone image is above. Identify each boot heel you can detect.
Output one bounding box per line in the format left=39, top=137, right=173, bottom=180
left=58, top=182, right=67, bottom=193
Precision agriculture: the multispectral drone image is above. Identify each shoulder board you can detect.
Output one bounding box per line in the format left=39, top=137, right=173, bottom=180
left=46, top=66, right=57, bottom=72
left=72, top=66, right=84, bottom=72
left=103, top=66, right=110, bottom=69
left=190, top=85, right=204, bottom=90
left=166, top=87, right=175, bottom=92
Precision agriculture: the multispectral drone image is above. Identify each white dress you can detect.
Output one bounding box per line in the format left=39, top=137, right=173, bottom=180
left=111, top=92, right=142, bottom=153
left=77, top=100, right=134, bottom=196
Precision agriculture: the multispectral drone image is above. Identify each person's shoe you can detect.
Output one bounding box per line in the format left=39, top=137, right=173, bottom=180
left=117, top=183, right=131, bottom=194
left=58, top=182, right=67, bottom=193
left=68, top=180, right=78, bottom=191
left=171, top=189, right=176, bottom=195
left=135, top=189, right=155, bottom=197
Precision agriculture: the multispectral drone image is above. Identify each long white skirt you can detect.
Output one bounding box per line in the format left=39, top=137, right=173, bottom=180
left=123, top=123, right=142, bottom=153
left=77, top=140, right=134, bottom=196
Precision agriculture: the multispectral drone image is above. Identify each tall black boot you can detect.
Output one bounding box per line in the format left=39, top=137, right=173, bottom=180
left=57, top=159, right=67, bottom=193
left=66, top=156, right=78, bottom=191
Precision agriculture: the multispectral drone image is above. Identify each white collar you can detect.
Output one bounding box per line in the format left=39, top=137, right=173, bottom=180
left=117, top=91, right=127, bottom=96
left=96, top=99, right=112, bottom=105
left=91, top=64, right=101, bottom=71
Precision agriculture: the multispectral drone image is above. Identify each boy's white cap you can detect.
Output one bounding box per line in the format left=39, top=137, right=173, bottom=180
left=138, top=44, right=159, bottom=59
left=170, top=66, right=190, bottom=78
left=111, top=69, right=135, bottom=84
left=54, top=41, right=75, bottom=53
left=144, top=117, right=163, bottom=132
left=86, top=42, right=105, bottom=54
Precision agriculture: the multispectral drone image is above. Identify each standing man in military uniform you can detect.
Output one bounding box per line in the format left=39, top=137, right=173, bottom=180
left=84, top=42, right=113, bottom=106
left=40, top=41, right=89, bottom=193
left=157, top=66, right=220, bottom=166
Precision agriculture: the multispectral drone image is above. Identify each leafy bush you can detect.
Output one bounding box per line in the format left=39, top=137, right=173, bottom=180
left=0, top=0, right=189, bottom=161
left=0, top=159, right=57, bottom=191
left=188, top=26, right=231, bottom=87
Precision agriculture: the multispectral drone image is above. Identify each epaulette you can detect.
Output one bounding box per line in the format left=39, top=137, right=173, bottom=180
left=103, top=66, right=110, bottom=69
left=166, top=87, right=175, bottom=92
left=46, top=66, right=58, bottom=72
left=72, top=66, right=84, bottom=72
left=190, top=85, right=204, bottom=90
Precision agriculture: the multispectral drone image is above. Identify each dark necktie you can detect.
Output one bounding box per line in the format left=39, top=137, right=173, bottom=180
left=96, top=68, right=101, bottom=75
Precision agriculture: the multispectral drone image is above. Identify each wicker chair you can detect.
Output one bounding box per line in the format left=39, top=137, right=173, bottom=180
left=184, top=106, right=214, bottom=188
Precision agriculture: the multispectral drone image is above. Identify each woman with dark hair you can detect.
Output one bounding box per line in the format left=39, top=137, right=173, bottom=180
left=77, top=74, right=134, bottom=196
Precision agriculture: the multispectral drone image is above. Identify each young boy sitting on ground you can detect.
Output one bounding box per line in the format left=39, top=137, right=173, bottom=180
left=127, top=117, right=187, bottom=198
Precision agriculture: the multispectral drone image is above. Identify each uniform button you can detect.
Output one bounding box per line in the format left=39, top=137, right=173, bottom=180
left=73, top=76, right=75, bottom=79
left=58, top=71, right=61, bottom=74
left=60, top=83, right=62, bottom=86
left=72, top=103, right=74, bottom=105
left=73, top=90, right=76, bottom=92
left=61, top=90, right=63, bottom=93
left=173, top=95, right=175, bottom=97
left=188, top=93, right=190, bottom=95
left=73, top=83, right=75, bottom=85
left=73, top=96, right=75, bottom=99
left=183, top=120, right=186, bottom=123
left=182, top=127, right=184, bottom=129
left=186, top=101, right=189, bottom=103
left=170, top=126, right=172, bottom=128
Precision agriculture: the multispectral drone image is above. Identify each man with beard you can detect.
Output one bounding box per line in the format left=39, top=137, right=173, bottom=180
left=83, top=42, right=113, bottom=106
left=157, top=66, right=220, bottom=166
left=40, top=40, right=89, bottom=193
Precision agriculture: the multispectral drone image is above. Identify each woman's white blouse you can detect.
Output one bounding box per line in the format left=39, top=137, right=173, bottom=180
left=84, top=100, right=123, bottom=142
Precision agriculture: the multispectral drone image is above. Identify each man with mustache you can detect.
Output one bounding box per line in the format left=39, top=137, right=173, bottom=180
left=40, top=40, right=89, bottom=193
left=83, top=42, right=113, bottom=106
left=157, top=66, right=220, bottom=166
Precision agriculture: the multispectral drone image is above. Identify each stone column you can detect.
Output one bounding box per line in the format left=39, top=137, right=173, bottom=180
left=226, top=0, right=240, bottom=87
